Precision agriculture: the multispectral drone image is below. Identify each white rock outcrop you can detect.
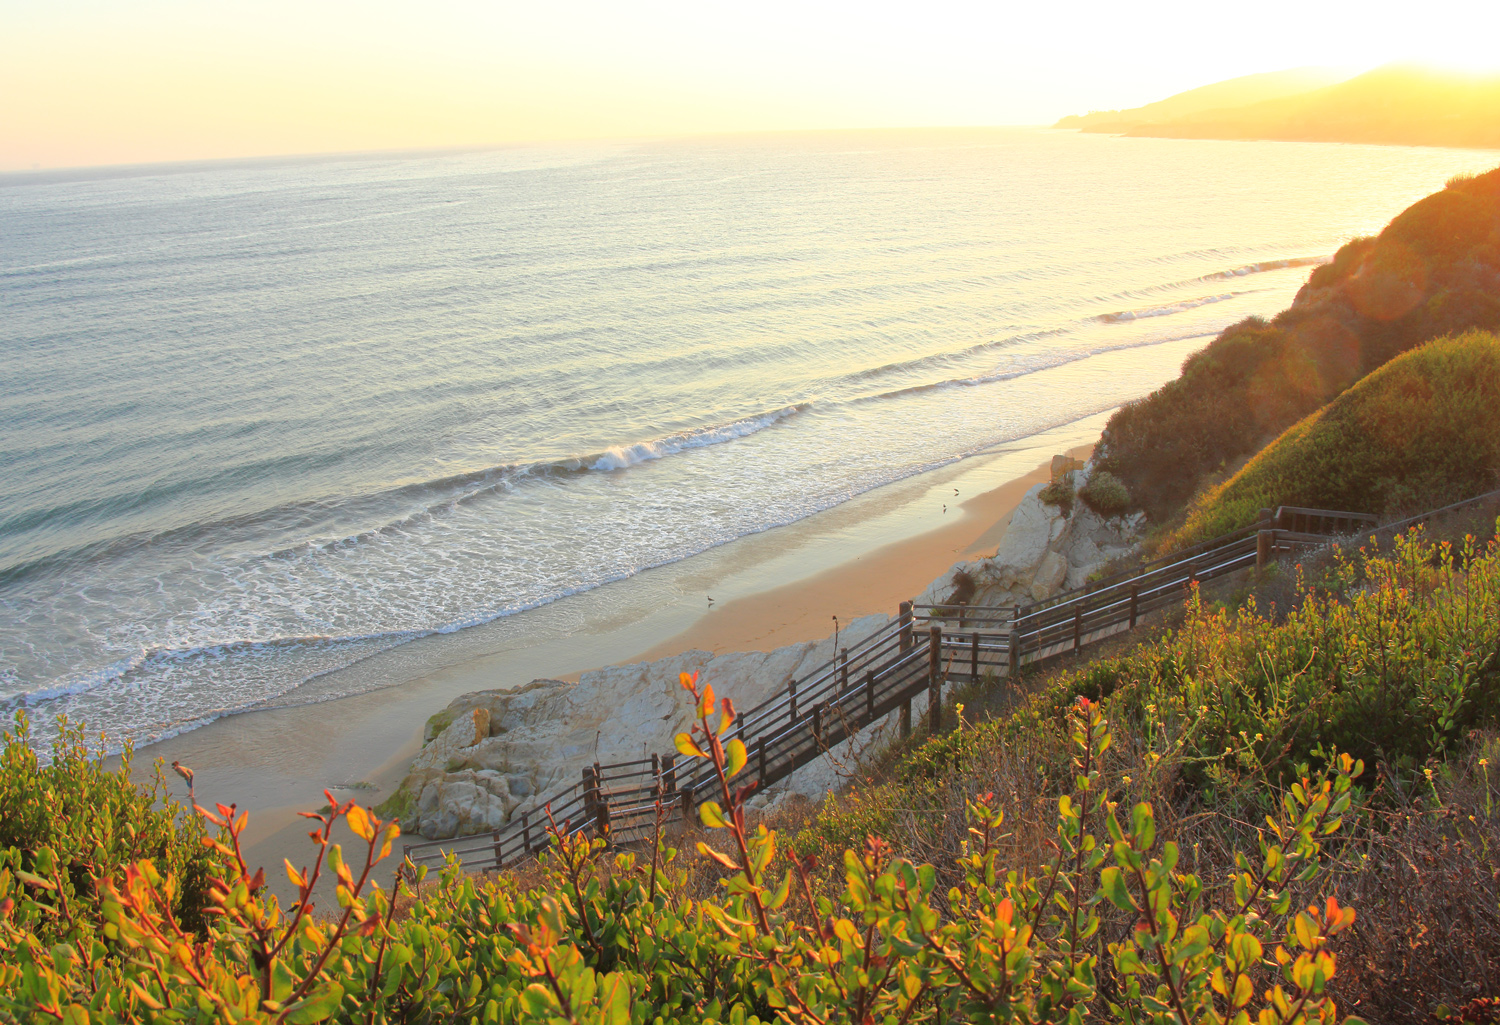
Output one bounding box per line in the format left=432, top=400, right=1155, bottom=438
left=391, top=614, right=896, bottom=838
left=914, top=463, right=1145, bottom=616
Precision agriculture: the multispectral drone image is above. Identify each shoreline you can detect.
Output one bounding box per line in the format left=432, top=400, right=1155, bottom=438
left=629, top=452, right=1076, bottom=662
left=120, top=416, right=1108, bottom=877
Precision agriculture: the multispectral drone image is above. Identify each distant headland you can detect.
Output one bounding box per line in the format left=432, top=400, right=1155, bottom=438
left=1058, top=64, right=1500, bottom=150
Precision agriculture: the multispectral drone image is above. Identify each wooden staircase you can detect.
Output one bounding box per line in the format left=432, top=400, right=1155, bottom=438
left=402, top=501, right=1403, bottom=873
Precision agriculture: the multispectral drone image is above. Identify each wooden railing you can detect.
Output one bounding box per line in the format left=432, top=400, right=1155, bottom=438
left=401, top=499, right=1424, bottom=874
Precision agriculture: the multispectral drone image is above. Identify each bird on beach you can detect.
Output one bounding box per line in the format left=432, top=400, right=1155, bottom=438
left=954, top=489, right=959, bottom=495
left=707, top=595, right=715, bottom=606
left=942, top=504, right=947, bottom=513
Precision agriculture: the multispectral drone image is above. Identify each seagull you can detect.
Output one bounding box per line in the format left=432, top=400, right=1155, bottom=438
left=942, top=504, right=947, bottom=513
left=707, top=595, right=715, bottom=606
left=953, top=489, right=959, bottom=495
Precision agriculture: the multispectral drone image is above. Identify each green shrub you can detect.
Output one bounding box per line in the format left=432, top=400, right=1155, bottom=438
left=1037, top=526, right=1500, bottom=792
left=1038, top=472, right=1075, bottom=516
left=1172, top=330, right=1500, bottom=546
left=0, top=691, right=1371, bottom=1025
left=1078, top=469, right=1131, bottom=516
left=0, top=714, right=218, bottom=944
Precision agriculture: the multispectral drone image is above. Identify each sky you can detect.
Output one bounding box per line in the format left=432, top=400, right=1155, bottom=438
left=4, top=0, right=1500, bottom=172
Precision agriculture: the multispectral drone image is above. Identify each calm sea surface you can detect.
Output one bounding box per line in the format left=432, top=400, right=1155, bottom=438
left=2, top=130, right=1495, bottom=750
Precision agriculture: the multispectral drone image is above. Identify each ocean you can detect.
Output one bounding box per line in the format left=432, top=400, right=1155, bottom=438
left=2, top=128, right=1494, bottom=753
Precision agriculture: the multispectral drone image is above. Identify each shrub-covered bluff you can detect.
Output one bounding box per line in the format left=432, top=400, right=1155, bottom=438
left=1173, top=330, right=1500, bottom=547
left=2, top=523, right=1497, bottom=1023
left=1097, top=166, right=1500, bottom=523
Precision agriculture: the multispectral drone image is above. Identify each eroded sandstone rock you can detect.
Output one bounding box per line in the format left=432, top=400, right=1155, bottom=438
left=390, top=614, right=895, bottom=839
left=914, top=460, right=1145, bottom=616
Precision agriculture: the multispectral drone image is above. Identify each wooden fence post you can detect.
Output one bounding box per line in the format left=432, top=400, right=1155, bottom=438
left=839, top=648, right=848, bottom=694
left=521, top=810, right=532, bottom=854
left=758, top=736, right=768, bottom=783
left=788, top=678, right=798, bottom=724
left=928, top=625, right=942, bottom=734
left=864, top=669, right=876, bottom=720
left=899, top=701, right=911, bottom=739
left=1256, top=529, right=1275, bottom=571
left=1073, top=606, right=1082, bottom=652
left=899, top=601, right=913, bottom=652
left=1129, top=586, right=1139, bottom=630
left=1008, top=605, right=1021, bottom=677
left=651, top=752, right=660, bottom=798
left=591, top=762, right=609, bottom=840
left=583, top=765, right=603, bottom=838
left=680, top=785, right=694, bottom=824
left=491, top=829, right=502, bottom=867
left=662, top=753, right=677, bottom=799
left=812, top=703, right=823, bottom=745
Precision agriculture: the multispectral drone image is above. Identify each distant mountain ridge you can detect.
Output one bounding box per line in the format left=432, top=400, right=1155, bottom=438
left=1055, top=68, right=1348, bottom=134
left=1058, top=65, right=1500, bottom=150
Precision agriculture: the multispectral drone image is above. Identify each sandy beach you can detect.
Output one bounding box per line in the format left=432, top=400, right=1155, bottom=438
left=126, top=415, right=1105, bottom=882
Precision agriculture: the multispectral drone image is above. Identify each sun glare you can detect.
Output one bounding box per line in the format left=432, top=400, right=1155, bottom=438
left=3, top=0, right=1500, bottom=170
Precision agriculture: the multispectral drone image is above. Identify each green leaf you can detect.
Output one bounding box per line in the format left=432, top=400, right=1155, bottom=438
left=1100, top=866, right=1133, bottom=911
left=767, top=869, right=794, bottom=910
left=271, top=959, right=296, bottom=1002
left=519, top=984, right=558, bottom=1015
left=285, top=982, right=345, bottom=1024
left=725, top=738, right=748, bottom=779
left=699, top=801, right=727, bottom=828
left=1130, top=803, right=1156, bottom=850
left=599, top=972, right=631, bottom=1025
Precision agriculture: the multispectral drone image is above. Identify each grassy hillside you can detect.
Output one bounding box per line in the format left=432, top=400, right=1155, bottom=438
left=1054, top=67, right=1346, bottom=133
left=1127, top=65, right=1500, bottom=149
left=1172, top=330, right=1500, bottom=546
left=1096, top=165, right=1500, bottom=521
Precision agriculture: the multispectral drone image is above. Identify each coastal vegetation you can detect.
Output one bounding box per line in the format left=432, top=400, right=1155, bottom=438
left=1172, top=330, right=1500, bottom=547
left=0, top=717, right=218, bottom=947
left=1096, top=166, right=1500, bottom=523
left=3, top=526, right=1497, bottom=1022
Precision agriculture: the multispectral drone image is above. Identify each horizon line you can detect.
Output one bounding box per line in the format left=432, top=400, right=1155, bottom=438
left=0, top=124, right=1058, bottom=183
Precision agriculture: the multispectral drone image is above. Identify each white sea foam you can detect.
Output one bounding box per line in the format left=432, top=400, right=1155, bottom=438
left=585, top=405, right=809, bottom=472
left=1099, top=293, right=1241, bottom=323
